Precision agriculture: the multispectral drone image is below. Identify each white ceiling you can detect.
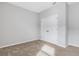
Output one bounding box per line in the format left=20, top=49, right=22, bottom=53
left=9, top=2, right=54, bottom=13
left=9, top=2, right=78, bottom=13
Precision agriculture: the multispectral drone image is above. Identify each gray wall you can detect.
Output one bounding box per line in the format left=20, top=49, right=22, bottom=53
left=0, top=3, right=40, bottom=48
left=40, top=2, right=67, bottom=47
left=68, top=3, right=79, bottom=47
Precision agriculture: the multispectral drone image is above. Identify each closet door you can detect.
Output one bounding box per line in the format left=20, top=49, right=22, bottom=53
left=41, top=14, right=58, bottom=44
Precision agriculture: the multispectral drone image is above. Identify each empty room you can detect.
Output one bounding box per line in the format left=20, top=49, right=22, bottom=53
left=0, top=2, right=79, bottom=56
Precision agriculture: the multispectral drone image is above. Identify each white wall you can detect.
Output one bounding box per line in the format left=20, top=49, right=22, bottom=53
left=0, top=2, right=40, bottom=48
left=40, top=2, right=67, bottom=47
left=68, top=3, right=79, bottom=47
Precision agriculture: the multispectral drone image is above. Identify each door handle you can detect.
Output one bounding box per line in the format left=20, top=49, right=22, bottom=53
left=46, top=30, right=49, bottom=32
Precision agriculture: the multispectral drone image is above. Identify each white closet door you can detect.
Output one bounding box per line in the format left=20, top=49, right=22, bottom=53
left=41, top=14, right=58, bottom=44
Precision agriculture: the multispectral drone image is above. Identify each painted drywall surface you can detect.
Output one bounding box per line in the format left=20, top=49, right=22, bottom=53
left=40, top=2, right=67, bottom=47
left=68, top=3, right=79, bottom=47
left=0, top=3, right=40, bottom=48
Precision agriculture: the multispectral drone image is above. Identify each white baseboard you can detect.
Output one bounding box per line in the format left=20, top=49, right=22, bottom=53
left=0, top=39, right=68, bottom=48
left=41, top=40, right=67, bottom=48
left=69, top=43, right=79, bottom=47
left=0, top=39, right=38, bottom=48
left=56, top=43, right=67, bottom=48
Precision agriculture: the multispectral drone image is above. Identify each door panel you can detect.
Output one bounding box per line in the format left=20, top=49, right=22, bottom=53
left=41, top=14, right=58, bottom=44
